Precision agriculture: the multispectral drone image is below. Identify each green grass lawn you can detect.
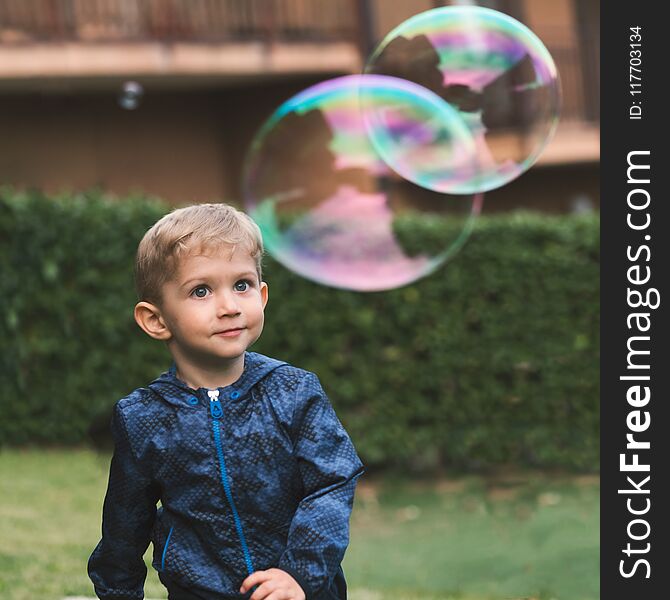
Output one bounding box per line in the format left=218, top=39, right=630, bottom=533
left=0, top=449, right=599, bottom=600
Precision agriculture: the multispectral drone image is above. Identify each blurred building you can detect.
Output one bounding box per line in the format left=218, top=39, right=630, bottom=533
left=0, top=0, right=599, bottom=212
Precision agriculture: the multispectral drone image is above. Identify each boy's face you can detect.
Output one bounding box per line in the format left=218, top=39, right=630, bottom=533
left=155, top=245, right=268, bottom=371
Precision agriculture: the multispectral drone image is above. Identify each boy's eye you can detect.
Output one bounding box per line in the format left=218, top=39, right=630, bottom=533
left=234, top=280, right=250, bottom=292
left=192, top=286, right=209, bottom=298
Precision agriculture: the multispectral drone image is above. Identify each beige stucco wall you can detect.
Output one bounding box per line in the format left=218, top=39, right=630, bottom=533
left=0, top=77, right=332, bottom=206
left=0, top=79, right=599, bottom=214
left=0, top=0, right=598, bottom=212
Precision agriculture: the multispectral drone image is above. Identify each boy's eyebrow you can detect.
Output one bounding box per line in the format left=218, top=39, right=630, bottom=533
left=236, top=271, right=260, bottom=281
left=180, top=278, right=202, bottom=290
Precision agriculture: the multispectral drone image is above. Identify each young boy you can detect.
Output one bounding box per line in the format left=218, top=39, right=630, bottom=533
left=88, top=203, right=364, bottom=600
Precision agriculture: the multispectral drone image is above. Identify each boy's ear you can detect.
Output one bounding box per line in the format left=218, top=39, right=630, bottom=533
left=134, top=301, right=172, bottom=340
left=260, top=281, right=269, bottom=309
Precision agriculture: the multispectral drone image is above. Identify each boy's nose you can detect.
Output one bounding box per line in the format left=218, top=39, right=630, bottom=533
left=216, top=293, right=241, bottom=317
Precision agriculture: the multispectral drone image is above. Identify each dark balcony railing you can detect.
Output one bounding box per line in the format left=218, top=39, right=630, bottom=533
left=542, top=30, right=600, bottom=125
left=0, top=0, right=361, bottom=44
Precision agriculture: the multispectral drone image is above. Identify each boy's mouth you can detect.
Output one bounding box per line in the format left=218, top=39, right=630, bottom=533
left=214, top=327, right=246, bottom=337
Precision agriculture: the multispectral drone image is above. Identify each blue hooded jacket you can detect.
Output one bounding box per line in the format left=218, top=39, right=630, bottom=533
left=88, top=352, right=364, bottom=600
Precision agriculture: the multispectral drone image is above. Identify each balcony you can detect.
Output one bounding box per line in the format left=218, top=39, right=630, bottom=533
left=0, top=0, right=598, bottom=198
left=0, top=0, right=364, bottom=82
left=535, top=27, right=599, bottom=165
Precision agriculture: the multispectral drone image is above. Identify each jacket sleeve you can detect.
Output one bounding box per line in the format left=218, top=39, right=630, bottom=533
left=277, top=373, right=364, bottom=599
left=88, top=401, right=161, bottom=600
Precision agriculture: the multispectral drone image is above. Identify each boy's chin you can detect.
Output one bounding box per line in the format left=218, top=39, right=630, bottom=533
left=213, top=344, right=256, bottom=362
left=207, top=348, right=247, bottom=361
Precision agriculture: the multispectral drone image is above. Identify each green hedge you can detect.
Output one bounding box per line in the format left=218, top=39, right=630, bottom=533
left=0, top=188, right=599, bottom=471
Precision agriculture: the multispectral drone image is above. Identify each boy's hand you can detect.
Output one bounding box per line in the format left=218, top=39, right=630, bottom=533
left=240, top=568, right=306, bottom=600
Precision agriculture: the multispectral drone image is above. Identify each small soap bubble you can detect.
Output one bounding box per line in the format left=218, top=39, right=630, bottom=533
left=118, top=81, right=144, bottom=110
left=242, top=75, right=481, bottom=292
left=365, top=6, right=561, bottom=194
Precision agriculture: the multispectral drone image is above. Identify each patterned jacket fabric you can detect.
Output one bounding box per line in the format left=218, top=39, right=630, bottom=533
left=88, top=352, right=365, bottom=600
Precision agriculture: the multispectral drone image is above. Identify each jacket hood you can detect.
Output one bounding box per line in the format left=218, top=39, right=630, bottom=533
left=147, top=351, right=287, bottom=408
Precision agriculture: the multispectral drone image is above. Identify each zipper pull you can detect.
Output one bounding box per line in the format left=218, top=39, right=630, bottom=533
left=208, top=389, right=223, bottom=419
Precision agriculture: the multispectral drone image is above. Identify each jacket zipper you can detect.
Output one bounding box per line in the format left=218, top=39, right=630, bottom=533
left=161, top=525, right=174, bottom=571
left=208, top=389, right=255, bottom=576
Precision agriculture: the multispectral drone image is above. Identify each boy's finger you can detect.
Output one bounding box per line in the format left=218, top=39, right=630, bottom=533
left=248, top=580, right=279, bottom=600
left=240, top=570, right=271, bottom=593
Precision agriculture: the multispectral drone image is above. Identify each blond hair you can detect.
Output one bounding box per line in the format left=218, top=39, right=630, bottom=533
left=135, top=203, right=264, bottom=304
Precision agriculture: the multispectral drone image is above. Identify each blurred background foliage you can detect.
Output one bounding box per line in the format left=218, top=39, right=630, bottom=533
left=0, top=188, right=598, bottom=472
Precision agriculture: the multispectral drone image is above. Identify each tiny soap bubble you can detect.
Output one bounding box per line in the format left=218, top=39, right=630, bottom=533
left=118, top=80, right=144, bottom=110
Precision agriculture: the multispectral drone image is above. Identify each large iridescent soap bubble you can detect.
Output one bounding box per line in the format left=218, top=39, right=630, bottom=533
left=242, top=75, right=482, bottom=292
left=364, top=5, right=561, bottom=194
